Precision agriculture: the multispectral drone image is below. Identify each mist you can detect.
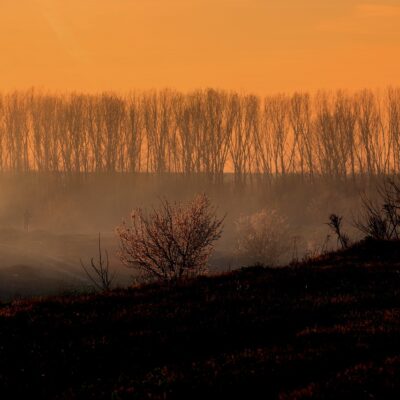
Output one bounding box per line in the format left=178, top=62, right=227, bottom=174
left=0, top=88, right=398, bottom=299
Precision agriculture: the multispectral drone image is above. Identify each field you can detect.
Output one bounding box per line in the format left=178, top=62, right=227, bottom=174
left=0, top=172, right=371, bottom=300
left=1, top=239, right=400, bottom=399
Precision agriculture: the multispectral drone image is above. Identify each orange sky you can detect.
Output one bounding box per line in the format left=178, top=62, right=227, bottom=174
left=0, top=0, right=400, bottom=94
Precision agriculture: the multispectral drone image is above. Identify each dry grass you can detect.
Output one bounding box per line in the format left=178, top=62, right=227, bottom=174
left=1, top=240, right=400, bottom=398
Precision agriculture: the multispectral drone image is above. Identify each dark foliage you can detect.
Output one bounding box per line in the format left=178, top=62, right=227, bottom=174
left=1, top=241, right=400, bottom=399
left=80, top=233, right=116, bottom=292
left=354, top=179, right=400, bottom=240
left=327, top=214, right=350, bottom=249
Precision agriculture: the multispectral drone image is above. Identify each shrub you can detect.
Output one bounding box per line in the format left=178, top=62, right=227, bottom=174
left=80, top=233, right=116, bottom=292
left=327, top=214, right=350, bottom=249
left=116, top=194, right=224, bottom=283
left=235, top=209, right=289, bottom=266
left=354, top=179, right=400, bottom=240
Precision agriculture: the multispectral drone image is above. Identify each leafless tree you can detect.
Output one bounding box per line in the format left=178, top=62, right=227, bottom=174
left=387, top=88, right=400, bottom=173
left=116, top=194, right=224, bottom=283
left=354, top=179, right=400, bottom=240
left=235, top=209, right=290, bottom=266
left=230, top=94, right=258, bottom=186
left=4, top=91, right=30, bottom=172
left=0, top=93, right=5, bottom=171
left=290, top=93, right=313, bottom=178
left=80, top=233, right=116, bottom=292
left=124, top=93, right=143, bottom=173
left=0, top=88, right=399, bottom=182
left=333, top=91, right=357, bottom=180
left=355, top=90, right=385, bottom=176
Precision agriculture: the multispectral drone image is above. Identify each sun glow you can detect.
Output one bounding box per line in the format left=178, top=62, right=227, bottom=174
left=0, top=0, right=399, bottom=93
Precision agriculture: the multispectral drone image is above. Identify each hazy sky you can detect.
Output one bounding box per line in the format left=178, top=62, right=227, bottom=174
left=1, top=0, right=399, bottom=94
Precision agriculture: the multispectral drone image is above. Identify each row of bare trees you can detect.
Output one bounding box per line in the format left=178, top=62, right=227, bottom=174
left=1, top=88, right=400, bottom=182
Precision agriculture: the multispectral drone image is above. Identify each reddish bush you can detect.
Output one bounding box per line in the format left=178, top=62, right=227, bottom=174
left=116, top=194, right=224, bottom=283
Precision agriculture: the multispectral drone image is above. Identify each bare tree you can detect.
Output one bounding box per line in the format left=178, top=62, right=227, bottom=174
left=142, top=91, right=171, bottom=174
left=202, top=90, right=234, bottom=183
left=262, top=94, right=289, bottom=178
left=289, top=93, right=313, bottom=178
left=387, top=88, right=400, bottom=173
left=355, top=90, right=383, bottom=176
left=116, top=194, right=224, bottom=283
left=124, top=93, right=143, bottom=173
left=315, top=91, right=343, bottom=179
left=333, top=91, right=357, bottom=180
left=0, top=93, right=5, bottom=171
left=0, top=87, right=399, bottom=182
left=174, top=92, right=201, bottom=175
left=230, top=94, right=258, bottom=186
left=354, top=179, right=400, bottom=240
left=4, top=91, right=30, bottom=172
left=235, top=209, right=290, bottom=266
left=80, top=233, right=116, bottom=292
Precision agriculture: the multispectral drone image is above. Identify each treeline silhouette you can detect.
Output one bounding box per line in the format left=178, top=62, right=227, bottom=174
left=1, top=88, right=400, bottom=183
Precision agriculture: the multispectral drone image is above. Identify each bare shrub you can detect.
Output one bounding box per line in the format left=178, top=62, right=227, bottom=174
left=354, top=179, right=400, bottom=240
left=235, top=209, right=290, bottom=266
left=80, top=233, right=116, bottom=292
left=116, top=194, right=224, bottom=283
left=301, top=234, right=332, bottom=263
left=327, top=214, right=350, bottom=249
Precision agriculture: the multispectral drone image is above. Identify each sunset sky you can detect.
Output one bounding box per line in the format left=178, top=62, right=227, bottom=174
left=1, top=0, right=399, bottom=94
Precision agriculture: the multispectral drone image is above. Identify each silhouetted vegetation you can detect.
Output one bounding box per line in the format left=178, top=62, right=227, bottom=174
left=354, top=179, right=400, bottom=240
left=116, top=195, right=224, bottom=283
left=3, top=87, right=400, bottom=398
left=80, top=233, right=116, bottom=292
left=327, top=214, right=350, bottom=249
left=1, top=241, right=400, bottom=398
left=0, top=88, right=400, bottom=182
left=235, top=208, right=290, bottom=266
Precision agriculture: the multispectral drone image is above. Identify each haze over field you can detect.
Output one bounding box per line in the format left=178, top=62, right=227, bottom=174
left=1, top=0, right=400, bottom=93
left=0, top=1, right=399, bottom=297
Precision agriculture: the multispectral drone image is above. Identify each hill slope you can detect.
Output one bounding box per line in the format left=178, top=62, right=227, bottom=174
left=1, top=240, right=400, bottom=399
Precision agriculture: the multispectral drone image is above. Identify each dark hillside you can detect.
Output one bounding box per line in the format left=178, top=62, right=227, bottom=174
left=1, top=240, right=400, bottom=399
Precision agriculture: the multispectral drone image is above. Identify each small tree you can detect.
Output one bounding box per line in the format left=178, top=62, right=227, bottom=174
left=354, top=179, right=400, bottom=240
left=235, top=209, right=290, bottom=266
left=116, top=194, right=224, bottom=283
left=80, top=233, right=115, bottom=292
